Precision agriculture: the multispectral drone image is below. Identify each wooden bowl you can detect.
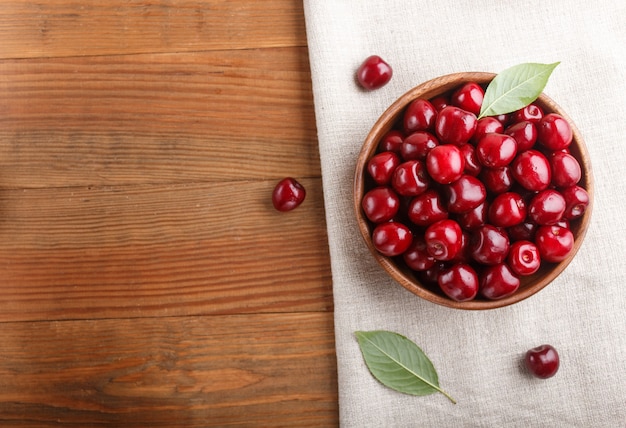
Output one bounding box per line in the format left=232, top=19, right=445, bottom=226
left=354, top=72, right=594, bottom=310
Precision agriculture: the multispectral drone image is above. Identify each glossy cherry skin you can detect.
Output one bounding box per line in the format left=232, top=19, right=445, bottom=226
left=550, top=151, right=581, bottom=188
left=371, top=221, right=413, bottom=257
left=505, top=120, right=537, bottom=152
left=476, top=133, right=518, bottom=168
left=403, top=99, right=437, bottom=133
left=356, top=55, right=392, bottom=90
left=488, top=192, right=527, bottom=228
left=451, top=82, right=484, bottom=116
left=525, top=344, right=560, bottom=379
left=512, top=149, right=552, bottom=191
left=459, top=144, right=482, bottom=176
left=401, top=131, right=439, bottom=160
left=426, top=144, right=465, bottom=184
left=471, top=116, right=504, bottom=144
left=535, top=225, right=574, bottom=263
left=470, top=224, right=510, bottom=265
left=528, top=189, right=566, bottom=225
left=507, top=240, right=541, bottom=276
left=511, top=103, right=544, bottom=123
left=444, top=175, right=487, bottom=213
left=403, top=237, right=436, bottom=271
left=507, top=221, right=538, bottom=242
left=424, top=219, right=463, bottom=261
left=391, top=160, right=431, bottom=196
left=367, top=151, right=401, bottom=185
left=430, top=95, right=449, bottom=112
left=480, top=166, right=513, bottom=194
left=378, top=130, right=404, bottom=154
left=435, top=106, right=477, bottom=146
left=561, top=185, right=590, bottom=220
left=438, top=263, right=479, bottom=302
left=537, top=113, right=573, bottom=150
left=479, top=263, right=520, bottom=300
left=419, top=261, right=447, bottom=285
left=456, top=201, right=488, bottom=230
left=272, top=177, right=306, bottom=212
left=361, top=187, right=400, bottom=223
left=407, top=189, right=448, bottom=227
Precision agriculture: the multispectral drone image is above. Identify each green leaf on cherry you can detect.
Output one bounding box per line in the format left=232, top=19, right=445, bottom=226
left=478, top=62, right=560, bottom=119
left=355, top=330, right=456, bottom=404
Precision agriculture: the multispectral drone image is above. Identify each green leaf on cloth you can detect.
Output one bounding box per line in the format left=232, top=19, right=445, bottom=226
left=355, top=330, right=456, bottom=403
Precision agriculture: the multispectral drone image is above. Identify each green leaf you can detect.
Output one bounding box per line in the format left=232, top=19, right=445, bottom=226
left=355, top=330, right=456, bottom=404
left=478, top=62, right=560, bottom=119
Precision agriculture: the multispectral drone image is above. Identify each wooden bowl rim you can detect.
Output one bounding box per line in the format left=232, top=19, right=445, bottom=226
left=354, top=72, right=594, bottom=310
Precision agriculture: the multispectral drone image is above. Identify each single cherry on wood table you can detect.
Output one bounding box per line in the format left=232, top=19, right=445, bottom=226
left=0, top=1, right=338, bottom=426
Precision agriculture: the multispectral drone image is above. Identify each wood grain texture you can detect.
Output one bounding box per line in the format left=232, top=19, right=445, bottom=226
left=0, top=178, right=332, bottom=322
left=0, top=312, right=338, bottom=426
left=0, top=47, right=319, bottom=187
left=0, top=0, right=307, bottom=59
left=0, top=0, right=339, bottom=425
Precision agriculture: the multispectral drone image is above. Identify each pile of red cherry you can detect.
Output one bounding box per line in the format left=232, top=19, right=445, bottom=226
left=361, top=81, right=589, bottom=302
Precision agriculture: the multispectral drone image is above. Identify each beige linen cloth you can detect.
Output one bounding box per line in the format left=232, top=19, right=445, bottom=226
left=303, top=1, right=626, bottom=426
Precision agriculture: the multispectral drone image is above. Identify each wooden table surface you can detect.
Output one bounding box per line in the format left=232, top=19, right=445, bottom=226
left=0, top=1, right=338, bottom=425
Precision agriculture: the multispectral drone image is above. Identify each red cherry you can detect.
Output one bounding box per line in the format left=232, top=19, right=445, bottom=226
left=401, top=131, right=439, bottom=160
left=505, top=120, right=537, bottom=152
left=356, top=55, right=393, bottom=90
left=407, top=189, right=448, bottom=227
left=272, top=177, right=306, bottom=212
left=480, top=166, right=513, bottom=194
left=391, top=160, right=431, bottom=196
left=476, top=133, right=518, bottom=168
left=459, top=143, right=483, bottom=177
left=403, top=99, right=437, bottom=133
left=471, top=116, right=504, bottom=144
left=361, top=187, right=400, bottom=223
left=444, top=175, right=487, bottom=214
left=456, top=201, right=488, bottom=230
left=561, top=185, right=590, bottom=220
left=424, top=219, right=463, bottom=261
left=367, top=151, right=401, bottom=185
left=537, top=113, right=573, bottom=150
left=371, top=222, right=413, bottom=257
left=488, top=192, right=527, bottom=228
left=403, top=238, right=436, bottom=271
left=450, top=82, right=484, bottom=116
left=430, top=95, right=449, bottom=112
left=507, top=240, right=541, bottom=276
left=378, top=130, right=404, bottom=154
left=435, top=106, right=477, bottom=146
left=528, top=189, right=566, bottom=225
left=525, top=344, right=560, bottom=379
left=470, top=224, right=510, bottom=265
left=550, top=151, right=581, bottom=188
left=426, top=144, right=465, bottom=184
left=507, top=221, right=538, bottom=242
left=535, top=225, right=574, bottom=263
left=479, top=263, right=520, bottom=300
left=511, top=104, right=544, bottom=123
left=511, top=149, right=552, bottom=191
left=419, top=261, right=447, bottom=285
left=438, top=263, right=479, bottom=301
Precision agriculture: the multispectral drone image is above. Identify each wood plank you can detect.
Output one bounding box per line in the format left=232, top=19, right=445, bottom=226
left=0, top=47, right=320, bottom=188
left=0, top=0, right=307, bottom=59
left=0, top=312, right=338, bottom=426
left=0, top=178, right=333, bottom=322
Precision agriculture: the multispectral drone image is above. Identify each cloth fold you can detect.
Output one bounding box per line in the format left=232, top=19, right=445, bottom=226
left=304, top=1, right=626, bottom=426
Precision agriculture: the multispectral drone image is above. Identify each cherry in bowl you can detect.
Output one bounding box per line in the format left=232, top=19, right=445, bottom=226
left=354, top=72, right=593, bottom=310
